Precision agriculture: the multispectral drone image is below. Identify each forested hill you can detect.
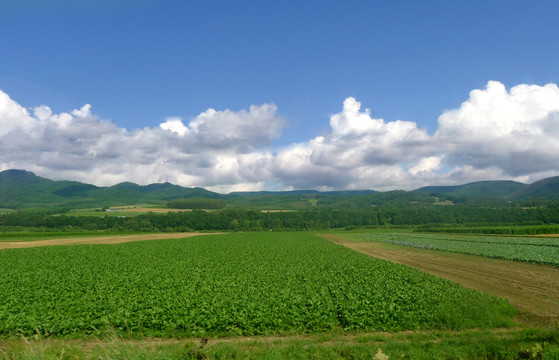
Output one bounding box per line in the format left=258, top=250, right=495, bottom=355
left=2, top=169, right=559, bottom=210
left=510, top=176, right=559, bottom=200
left=414, top=180, right=526, bottom=198
left=414, top=177, right=559, bottom=201
left=0, top=169, right=218, bottom=209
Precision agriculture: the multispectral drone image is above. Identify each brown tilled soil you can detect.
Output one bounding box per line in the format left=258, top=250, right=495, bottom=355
left=319, top=234, right=559, bottom=325
left=0, top=232, right=222, bottom=249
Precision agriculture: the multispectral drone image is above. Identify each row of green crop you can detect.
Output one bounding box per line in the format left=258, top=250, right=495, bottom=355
left=0, top=232, right=515, bottom=338
left=415, top=224, right=559, bottom=235
left=356, top=233, right=559, bottom=266
left=400, top=233, right=559, bottom=247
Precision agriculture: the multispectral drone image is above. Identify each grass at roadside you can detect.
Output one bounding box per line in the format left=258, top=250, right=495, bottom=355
left=1, top=328, right=557, bottom=359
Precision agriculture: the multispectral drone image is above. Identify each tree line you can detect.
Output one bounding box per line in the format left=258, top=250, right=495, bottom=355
left=1, top=205, right=559, bottom=232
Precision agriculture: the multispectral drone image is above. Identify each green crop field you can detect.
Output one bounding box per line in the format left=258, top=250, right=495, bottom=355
left=0, top=232, right=515, bottom=339
left=355, top=232, right=559, bottom=266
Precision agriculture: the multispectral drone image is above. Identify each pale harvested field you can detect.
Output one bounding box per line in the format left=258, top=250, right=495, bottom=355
left=0, top=232, right=222, bottom=249
left=109, top=207, right=192, bottom=213
left=319, top=234, right=559, bottom=324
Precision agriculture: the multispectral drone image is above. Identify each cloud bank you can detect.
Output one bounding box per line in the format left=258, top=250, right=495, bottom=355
left=1, top=81, right=559, bottom=192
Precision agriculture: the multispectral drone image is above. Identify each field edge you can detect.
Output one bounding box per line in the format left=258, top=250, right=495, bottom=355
left=1, top=327, right=558, bottom=360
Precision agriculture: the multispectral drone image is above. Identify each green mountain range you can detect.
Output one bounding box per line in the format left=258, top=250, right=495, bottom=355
left=415, top=177, right=559, bottom=201
left=414, top=180, right=526, bottom=198
left=0, top=170, right=218, bottom=209
left=1, top=169, right=559, bottom=210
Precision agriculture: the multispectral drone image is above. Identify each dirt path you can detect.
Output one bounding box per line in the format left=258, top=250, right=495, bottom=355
left=319, top=234, right=559, bottom=324
left=0, top=232, right=222, bottom=249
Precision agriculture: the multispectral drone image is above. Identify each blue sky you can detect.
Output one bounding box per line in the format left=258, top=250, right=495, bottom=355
left=1, top=1, right=559, bottom=192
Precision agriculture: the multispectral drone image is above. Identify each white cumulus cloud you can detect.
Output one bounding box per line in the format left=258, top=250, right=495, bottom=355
left=272, top=97, right=433, bottom=190
left=435, top=81, right=559, bottom=183
left=0, top=90, right=35, bottom=136
left=2, top=81, right=559, bottom=192
left=160, top=117, right=189, bottom=136
left=0, top=90, right=283, bottom=190
left=408, top=156, right=444, bottom=176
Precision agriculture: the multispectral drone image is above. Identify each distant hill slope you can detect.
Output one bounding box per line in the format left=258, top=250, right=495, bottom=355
left=415, top=180, right=527, bottom=198
left=226, top=190, right=378, bottom=209
left=0, top=169, right=220, bottom=209
left=229, top=190, right=320, bottom=197
left=0, top=169, right=44, bottom=185
left=3, top=169, right=559, bottom=210
left=0, top=170, right=95, bottom=209
left=90, top=181, right=220, bottom=204
left=509, top=176, right=559, bottom=200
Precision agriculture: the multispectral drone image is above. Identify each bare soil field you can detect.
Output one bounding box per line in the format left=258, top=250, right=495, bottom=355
left=0, top=232, right=221, bottom=249
left=319, top=234, right=559, bottom=325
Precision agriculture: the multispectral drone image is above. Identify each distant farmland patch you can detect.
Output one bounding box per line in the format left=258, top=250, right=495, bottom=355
left=69, top=205, right=192, bottom=217
left=119, top=207, right=191, bottom=213
left=167, top=198, right=225, bottom=210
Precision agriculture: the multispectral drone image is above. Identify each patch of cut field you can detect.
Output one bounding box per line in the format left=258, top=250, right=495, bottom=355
left=114, top=207, right=192, bottom=213
left=319, top=234, right=559, bottom=324
left=0, top=232, right=222, bottom=249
